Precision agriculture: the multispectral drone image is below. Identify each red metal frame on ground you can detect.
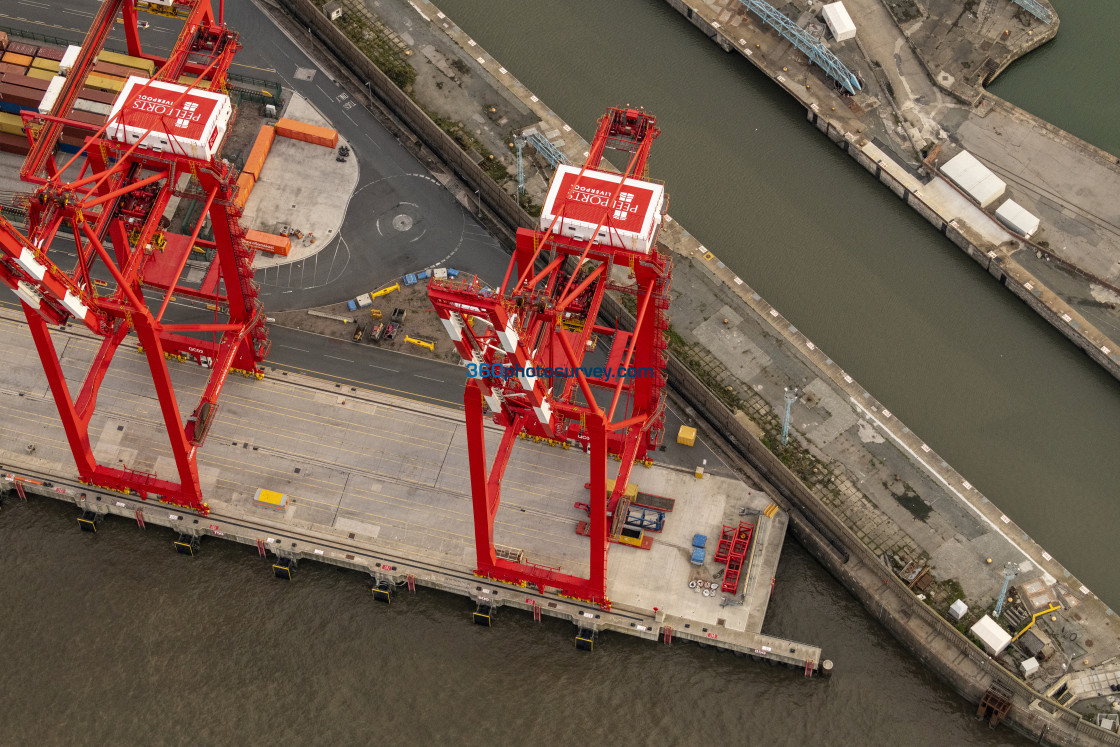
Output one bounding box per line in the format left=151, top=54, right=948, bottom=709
left=720, top=521, right=754, bottom=594
left=428, top=107, right=672, bottom=609
left=0, top=1, right=268, bottom=515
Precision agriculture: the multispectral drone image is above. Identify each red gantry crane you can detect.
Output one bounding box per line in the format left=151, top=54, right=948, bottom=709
left=429, top=107, right=672, bottom=608
left=0, top=0, right=268, bottom=515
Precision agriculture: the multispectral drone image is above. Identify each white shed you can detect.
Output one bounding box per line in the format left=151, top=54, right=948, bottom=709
left=942, top=150, right=1006, bottom=208
left=324, top=1, right=343, bottom=21
left=995, top=199, right=1040, bottom=238
left=970, top=615, right=1012, bottom=656
left=1020, top=657, right=1040, bottom=677
left=949, top=599, right=968, bottom=620
left=821, top=2, right=857, bottom=42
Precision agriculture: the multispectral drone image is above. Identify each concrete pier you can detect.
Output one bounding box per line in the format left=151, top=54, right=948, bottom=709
left=0, top=307, right=819, bottom=670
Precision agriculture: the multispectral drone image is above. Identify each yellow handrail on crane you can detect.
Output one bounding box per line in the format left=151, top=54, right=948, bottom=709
left=1011, top=603, right=1061, bottom=643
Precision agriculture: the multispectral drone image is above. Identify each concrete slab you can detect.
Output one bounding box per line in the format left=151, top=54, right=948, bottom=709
left=0, top=307, right=797, bottom=654
left=244, top=95, right=359, bottom=271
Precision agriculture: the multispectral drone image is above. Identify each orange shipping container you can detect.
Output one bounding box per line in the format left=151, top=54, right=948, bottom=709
left=2, top=52, right=33, bottom=68
left=275, top=118, right=338, bottom=149
left=243, top=229, right=291, bottom=257
left=233, top=172, right=255, bottom=210
left=241, top=125, right=275, bottom=179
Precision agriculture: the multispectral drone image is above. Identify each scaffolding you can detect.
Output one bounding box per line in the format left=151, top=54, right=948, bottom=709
left=1011, top=0, right=1053, bottom=24
left=737, top=0, right=862, bottom=95
left=525, top=132, right=571, bottom=170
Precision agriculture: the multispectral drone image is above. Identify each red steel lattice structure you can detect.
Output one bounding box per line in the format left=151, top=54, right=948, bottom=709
left=0, top=0, right=268, bottom=515
left=428, top=107, right=672, bottom=608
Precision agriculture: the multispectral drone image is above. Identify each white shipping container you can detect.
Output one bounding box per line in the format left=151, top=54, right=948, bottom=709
left=942, top=150, right=1006, bottom=208
left=38, top=75, right=66, bottom=115
left=995, top=198, right=1040, bottom=238
left=821, top=2, right=856, bottom=42
left=355, top=293, right=372, bottom=308
left=73, top=98, right=112, bottom=117
left=60, top=45, right=81, bottom=76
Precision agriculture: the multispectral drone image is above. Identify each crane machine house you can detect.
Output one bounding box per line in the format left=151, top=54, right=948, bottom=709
left=540, top=163, right=666, bottom=253
left=107, top=76, right=231, bottom=160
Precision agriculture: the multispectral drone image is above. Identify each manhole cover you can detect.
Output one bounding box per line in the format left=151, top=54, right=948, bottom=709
left=392, top=214, right=414, bottom=231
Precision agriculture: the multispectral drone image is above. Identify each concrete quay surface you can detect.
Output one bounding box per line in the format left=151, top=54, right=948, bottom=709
left=348, top=0, right=1120, bottom=737
left=0, top=307, right=818, bottom=668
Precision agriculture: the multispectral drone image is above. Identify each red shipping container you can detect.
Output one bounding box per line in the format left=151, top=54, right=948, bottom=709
left=0, top=82, right=43, bottom=108
left=93, top=60, right=137, bottom=79
left=0, top=62, right=26, bottom=77
left=34, top=46, right=64, bottom=62
left=62, top=108, right=106, bottom=139
left=78, top=87, right=117, bottom=105
left=0, top=131, right=30, bottom=155
left=5, top=42, right=39, bottom=58
left=1, top=73, right=51, bottom=92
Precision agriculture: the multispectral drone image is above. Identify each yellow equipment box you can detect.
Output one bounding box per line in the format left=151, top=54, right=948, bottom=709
left=677, top=425, right=697, bottom=446
left=253, top=488, right=288, bottom=510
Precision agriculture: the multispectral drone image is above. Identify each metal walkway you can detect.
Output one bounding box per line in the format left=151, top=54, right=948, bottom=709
left=1011, top=0, right=1053, bottom=24
left=737, top=0, right=861, bottom=95
left=525, top=132, right=571, bottom=170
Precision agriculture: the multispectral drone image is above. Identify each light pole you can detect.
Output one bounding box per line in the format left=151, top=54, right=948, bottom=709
left=781, top=387, right=799, bottom=445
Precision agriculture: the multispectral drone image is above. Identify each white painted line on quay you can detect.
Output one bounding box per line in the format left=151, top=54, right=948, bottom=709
left=853, top=399, right=1056, bottom=585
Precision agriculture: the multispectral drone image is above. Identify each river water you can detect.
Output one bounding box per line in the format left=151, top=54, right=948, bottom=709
left=0, top=1, right=1113, bottom=743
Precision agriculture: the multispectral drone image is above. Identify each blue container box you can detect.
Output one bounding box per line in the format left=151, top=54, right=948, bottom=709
left=690, top=548, right=706, bottom=565
left=692, top=533, right=707, bottom=549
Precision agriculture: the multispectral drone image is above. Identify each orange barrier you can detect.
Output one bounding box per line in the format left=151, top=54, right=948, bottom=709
left=241, top=124, right=275, bottom=179
left=242, top=229, right=291, bottom=257
left=233, top=172, right=255, bottom=210
left=275, top=118, right=338, bottom=149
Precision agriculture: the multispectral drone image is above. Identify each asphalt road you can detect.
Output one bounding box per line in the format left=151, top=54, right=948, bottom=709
left=5, top=0, right=514, bottom=311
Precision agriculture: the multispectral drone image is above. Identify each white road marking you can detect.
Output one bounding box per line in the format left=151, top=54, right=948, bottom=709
left=414, top=375, right=444, bottom=383
left=325, top=355, right=353, bottom=362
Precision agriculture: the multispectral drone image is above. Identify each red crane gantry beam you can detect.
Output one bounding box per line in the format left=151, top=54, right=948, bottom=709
left=0, top=0, right=269, bottom=514
left=429, top=107, right=671, bottom=608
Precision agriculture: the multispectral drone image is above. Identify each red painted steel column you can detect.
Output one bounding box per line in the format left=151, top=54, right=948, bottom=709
left=23, top=309, right=98, bottom=475
left=464, top=380, right=497, bottom=571
left=587, top=409, right=608, bottom=600
left=134, top=317, right=203, bottom=502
